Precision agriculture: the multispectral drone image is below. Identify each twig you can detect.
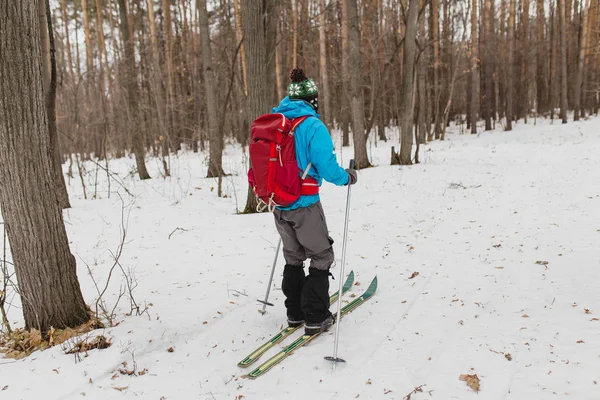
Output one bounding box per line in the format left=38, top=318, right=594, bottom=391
left=168, top=227, right=190, bottom=240
left=88, top=158, right=133, bottom=197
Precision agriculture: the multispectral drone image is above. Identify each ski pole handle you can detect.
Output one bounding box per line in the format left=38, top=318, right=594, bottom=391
left=349, top=159, right=355, bottom=169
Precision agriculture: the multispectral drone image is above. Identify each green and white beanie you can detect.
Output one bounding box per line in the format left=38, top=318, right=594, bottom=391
left=287, top=68, right=319, bottom=111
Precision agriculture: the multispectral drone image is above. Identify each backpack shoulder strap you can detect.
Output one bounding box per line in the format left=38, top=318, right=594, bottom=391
left=290, top=115, right=310, bottom=132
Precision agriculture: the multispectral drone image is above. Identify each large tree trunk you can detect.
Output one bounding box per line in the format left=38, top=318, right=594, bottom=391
left=432, top=0, right=441, bottom=138
left=536, top=0, right=546, bottom=115
left=347, top=0, right=371, bottom=168
left=470, top=0, right=479, bottom=134
left=242, top=0, right=271, bottom=213
left=341, top=0, right=351, bottom=147
left=506, top=0, right=516, bottom=130
left=319, top=0, right=332, bottom=128
left=163, top=0, right=176, bottom=155
left=559, top=0, right=569, bottom=123
left=482, top=0, right=493, bottom=131
left=520, top=0, right=530, bottom=123
left=394, top=0, right=419, bottom=165
left=574, top=0, right=591, bottom=121
left=116, top=0, right=151, bottom=179
left=199, top=0, right=224, bottom=177
left=233, top=0, right=248, bottom=96
left=40, top=0, right=71, bottom=209
left=0, top=0, right=89, bottom=334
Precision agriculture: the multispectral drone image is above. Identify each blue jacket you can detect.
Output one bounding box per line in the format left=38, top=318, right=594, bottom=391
left=272, top=97, right=349, bottom=210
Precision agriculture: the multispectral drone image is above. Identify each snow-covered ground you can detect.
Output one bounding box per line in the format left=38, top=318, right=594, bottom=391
left=1, top=116, right=600, bottom=400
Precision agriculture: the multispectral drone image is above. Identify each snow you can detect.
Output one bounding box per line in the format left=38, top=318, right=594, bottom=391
left=1, top=116, right=600, bottom=399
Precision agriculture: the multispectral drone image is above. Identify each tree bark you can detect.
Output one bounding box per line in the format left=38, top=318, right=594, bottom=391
left=116, top=0, right=151, bottom=179
left=574, top=0, right=591, bottom=121
left=536, top=0, right=546, bottom=115
left=40, top=0, right=71, bottom=209
left=319, top=0, right=332, bottom=128
left=0, top=0, right=89, bottom=334
left=506, top=0, right=516, bottom=130
left=242, top=0, right=271, bottom=213
left=394, top=0, right=419, bottom=165
left=347, top=0, right=371, bottom=168
left=199, top=0, right=224, bottom=177
left=470, top=0, right=479, bottom=134
left=432, top=0, right=441, bottom=137
left=559, top=0, right=569, bottom=123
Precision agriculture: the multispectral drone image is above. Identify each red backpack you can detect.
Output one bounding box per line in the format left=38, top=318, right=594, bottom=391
left=247, top=113, right=319, bottom=211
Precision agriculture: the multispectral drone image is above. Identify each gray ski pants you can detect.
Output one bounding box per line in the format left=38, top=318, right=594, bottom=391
left=273, top=201, right=334, bottom=271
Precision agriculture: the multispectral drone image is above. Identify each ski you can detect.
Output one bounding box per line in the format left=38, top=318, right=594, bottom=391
left=237, top=270, right=355, bottom=368
left=245, top=275, right=377, bottom=379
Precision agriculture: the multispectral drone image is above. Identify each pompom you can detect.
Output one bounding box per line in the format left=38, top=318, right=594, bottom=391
left=289, top=68, right=307, bottom=83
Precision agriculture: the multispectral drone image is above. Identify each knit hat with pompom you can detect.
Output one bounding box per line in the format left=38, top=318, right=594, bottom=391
left=287, top=68, right=318, bottom=111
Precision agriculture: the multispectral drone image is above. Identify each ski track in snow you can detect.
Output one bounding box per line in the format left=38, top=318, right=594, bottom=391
left=1, top=117, right=600, bottom=400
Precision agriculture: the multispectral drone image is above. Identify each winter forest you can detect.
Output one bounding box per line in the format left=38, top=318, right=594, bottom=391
left=1, top=0, right=600, bottom=399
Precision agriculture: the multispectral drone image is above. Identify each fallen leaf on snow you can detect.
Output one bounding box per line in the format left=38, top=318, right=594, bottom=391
left=366, top=379, right=372, bottom=385
left=2, top=386, right=8, bottom=391
left=505, top=353, right=512, bottom=361
left=522, top=314, right=529, bottom=318
left=459, top=374, right=480, bottom=392
left=591, top=318, right=599, bottom=321
left=354, top=282, right=361, bottom=286
left=53, top=369, right=60, bottom=374
left=167, top=347, right=174, bottom=352
left=577, top=340, right=585, bottom=344
left=113, top=386, right=129, bottom=392
left=495, top=266, right=504, bottom=269
left=584, top=309, right=591, bottom=314
left=384, top=389, right=392, bottom=394
left=203, top=321, right=208, bottom=325
left=535, top=261, right=549, bottom=265
left=409, top=271, right=419, bottom=279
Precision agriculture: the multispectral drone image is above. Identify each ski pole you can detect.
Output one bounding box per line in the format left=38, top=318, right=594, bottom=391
left=325, top=159, right=354, bottom=364
left=258, top=237, right=281, bottom=314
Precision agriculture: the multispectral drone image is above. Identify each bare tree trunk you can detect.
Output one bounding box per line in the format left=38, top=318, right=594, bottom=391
left=432, top=0, right=441, bottom=138
left=393, top=0, right=419, bottom=165
left=417, top=0, right=428, bottom=145
left=40, top=0, right=71, bottom=209
left=482, top=0, right=493, bottom=131
left=233, top=0, right=248, bottom=96
left=559, top=0, right=569, bottom=123
left=470, top=0, right=479, bottom=134
left=341, top=0, right=351, bottom=147
left=536, top=0, right=546, bottom=115
left=199, top=0, right=224, bottom=177
left=574, top=0, right=591, bottom=120
left=506, top=0, right=516, bottom=130
left=163, top=0, right=176, bottom=153
left=116, top=0, right=151, bottom=179
left=0, top=1, right=89, bottom=334
left=319, top=0, right=332, bottom=128
left=147, top=0, right=170, bottom=175
left=242, top=0, right=271, bottom=213
left=347, top=0, right=370, bottom=168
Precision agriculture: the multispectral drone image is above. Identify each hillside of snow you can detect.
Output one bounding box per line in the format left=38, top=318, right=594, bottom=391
left=1, top=116, right=600, bottom=400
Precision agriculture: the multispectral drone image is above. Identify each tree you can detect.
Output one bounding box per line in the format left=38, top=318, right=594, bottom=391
left=470, top=0, right=479, bottom=134
left=40, top=0, right=71, bottom=209
left=506, top=0, right=516, bottom=130
left=559, top=0, right=569, bottom=123
left=116, top=0, right=151, bottom=179
left=393, top=0, right=419, bottom=165
left=199, top=0, right=225, bottom=178
left=0, top=0, right=89, bottom=334
left=574, top=0, right=592, bottom=121
left=242, top=0, right=272, bottom=213
left=346, top=0, right=371, bottom=168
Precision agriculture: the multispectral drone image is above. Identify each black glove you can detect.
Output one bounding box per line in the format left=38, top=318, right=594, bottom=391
left=346, top=168, right=357, bottom=185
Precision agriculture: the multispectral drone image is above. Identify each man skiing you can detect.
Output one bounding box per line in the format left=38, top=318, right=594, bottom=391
left=272, top=68, right=358, bottom=335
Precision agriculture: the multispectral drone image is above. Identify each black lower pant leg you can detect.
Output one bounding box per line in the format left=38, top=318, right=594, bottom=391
left=301, top=267, right=331, bottom=324
left=282, top=264, right=305, bottom=319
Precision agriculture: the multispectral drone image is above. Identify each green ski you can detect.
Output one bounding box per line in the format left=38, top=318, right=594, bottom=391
left=245, top=276, right=377, bottom=379
left=237, top=271, right=355, bottom=368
